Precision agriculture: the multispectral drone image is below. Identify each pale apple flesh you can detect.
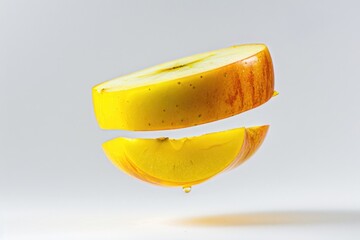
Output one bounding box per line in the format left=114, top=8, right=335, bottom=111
left=102, top=125, right=269, bottom=187
left=92, top=44, right=274, bottom=130
left=96, top=44, right=266, bottom=91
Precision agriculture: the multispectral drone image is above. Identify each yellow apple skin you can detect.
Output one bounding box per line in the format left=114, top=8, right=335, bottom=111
left=93, top=44, right=274, bottom=131
left=102, top=125, right=269, bottom=187
left=226, top=125, right=269, bottom=170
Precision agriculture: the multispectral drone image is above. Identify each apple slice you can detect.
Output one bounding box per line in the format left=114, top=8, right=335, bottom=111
left=93, top=44, right=274, bottom=130
left=102, top=125, right=269, bottom=188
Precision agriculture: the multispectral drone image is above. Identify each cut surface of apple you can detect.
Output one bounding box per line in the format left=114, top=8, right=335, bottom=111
left=93, top=44, right=274, bottom=130
left=102, top=125, right=269, bottom=187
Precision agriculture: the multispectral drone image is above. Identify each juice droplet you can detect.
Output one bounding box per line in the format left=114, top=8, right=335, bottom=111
left=182, top=186, right=192, bottom=193
left=273, top=91, right=279, bottom=97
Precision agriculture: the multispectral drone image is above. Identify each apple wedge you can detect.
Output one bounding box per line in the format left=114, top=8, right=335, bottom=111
left=102, top=125, right=269, bottom=188
left=93, top=44, right=274, bottom=130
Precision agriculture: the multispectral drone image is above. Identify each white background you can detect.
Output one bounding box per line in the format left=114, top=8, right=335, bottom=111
left=1, top=0, right=360, bottom=239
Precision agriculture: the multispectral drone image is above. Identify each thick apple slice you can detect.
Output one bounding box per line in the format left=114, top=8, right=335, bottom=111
left=102, top=125, right=269, bottom=188
left=93, top=44, right=274, bottom=130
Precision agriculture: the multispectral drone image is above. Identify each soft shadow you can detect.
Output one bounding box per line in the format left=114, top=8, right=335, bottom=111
left=172, top=210, right=360, bottom=227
